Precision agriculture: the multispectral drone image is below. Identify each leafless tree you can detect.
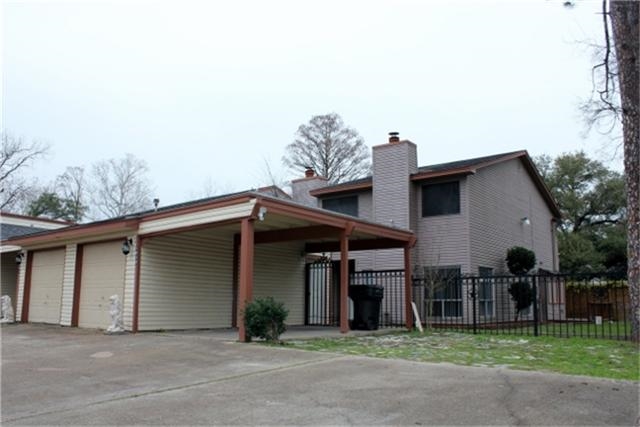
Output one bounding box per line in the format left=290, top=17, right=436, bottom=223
left=283, top=113, right=370, bottom=184
left=0, top=133, right=49, bottom=211
left=90, top=154, right=153, bottom=219
left=55, top=166, right=87, bottom=222
left=568, top=0, right=639, bottom=341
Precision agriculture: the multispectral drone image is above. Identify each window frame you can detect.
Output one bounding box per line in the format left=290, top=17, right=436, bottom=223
left=424, top=266, right=462, bottom=319
left=421, top=180, right=461, bottom=217
left=478, top=267, right=495, bottom=318
left=321, top=195, right=359, bottom=217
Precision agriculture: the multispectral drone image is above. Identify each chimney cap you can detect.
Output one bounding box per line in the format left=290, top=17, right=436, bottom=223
left=388, top=131, right=400, bottom=143
left=304, top=166, right=315, bottom=178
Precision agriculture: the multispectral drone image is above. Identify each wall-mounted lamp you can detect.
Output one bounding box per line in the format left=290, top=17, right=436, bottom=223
left=521, top=217, right=531, bottom=226
left=258, top=206, right=267, bottom=221
left=15, top=252, right=24, bottom=265
left=121, top=238, right=133, bottom=256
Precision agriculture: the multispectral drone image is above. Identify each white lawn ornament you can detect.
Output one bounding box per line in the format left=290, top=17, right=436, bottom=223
left=106, top=294, right=124, bottom=333
left=0, top=295, right=15, bottom=323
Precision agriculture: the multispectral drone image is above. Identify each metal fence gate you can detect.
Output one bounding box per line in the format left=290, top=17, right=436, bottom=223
left=305, top=261, right=406, bottom=329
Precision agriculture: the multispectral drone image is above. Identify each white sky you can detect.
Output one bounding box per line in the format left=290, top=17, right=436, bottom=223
left=2, top=0, right=621, bottom=206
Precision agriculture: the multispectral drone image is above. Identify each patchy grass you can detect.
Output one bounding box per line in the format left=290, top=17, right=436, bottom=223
left=283, top=331, right=639, bottom=381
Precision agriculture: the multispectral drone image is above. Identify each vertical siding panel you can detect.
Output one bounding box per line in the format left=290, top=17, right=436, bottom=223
left=468, top=159, right=556, bottom=274
left=138, top=231, right=234, bottom=330
left=59, top=244, right=77, bottom=326
left=15, top=252, right=26, bottom=322
left=254, top=242, right=306, bottom=325
left=122, top=237, right=136, bottom=330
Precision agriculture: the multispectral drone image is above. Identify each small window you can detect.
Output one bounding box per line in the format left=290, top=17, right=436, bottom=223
left=424, top=266, right=462, bottom=318
left=422, top=181, right=460, bottom=217
left=322, top=195, right=358, bottom=217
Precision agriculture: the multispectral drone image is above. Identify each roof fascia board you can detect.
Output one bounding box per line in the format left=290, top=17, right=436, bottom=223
left=139, top=199, right=257, bottom=236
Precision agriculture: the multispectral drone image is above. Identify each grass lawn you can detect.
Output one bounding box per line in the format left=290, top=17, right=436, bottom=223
left=282, top=331, right=639, bottom=381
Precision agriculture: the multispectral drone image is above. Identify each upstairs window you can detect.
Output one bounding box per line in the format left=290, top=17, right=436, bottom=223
left=322, top=195, right=358, bottom=217
left=422, top=181, right=460, bottom=217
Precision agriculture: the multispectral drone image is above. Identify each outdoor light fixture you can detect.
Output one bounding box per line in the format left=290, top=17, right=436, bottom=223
left=521, top=217, right=531, bottom=226
left=258, top=206, right=267, bottom=221
left=15, top=252, right=24, bottom=265
left=121, top=238, right=133, bottom=256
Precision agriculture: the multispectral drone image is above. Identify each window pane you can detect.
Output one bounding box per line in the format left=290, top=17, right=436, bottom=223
left=422, top=181, right=460, bottom=216
left=322, top=195, right=358, bottom=217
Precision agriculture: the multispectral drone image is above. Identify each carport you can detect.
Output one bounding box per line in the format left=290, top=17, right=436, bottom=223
left=6, top=192, right=415, bottom=341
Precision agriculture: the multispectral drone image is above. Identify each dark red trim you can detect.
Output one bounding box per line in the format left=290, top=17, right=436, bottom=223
left=7, top=219, right=139, bottom=247
left=71, top=245, right=84, bottom=327
left=237, top=218, right=254, bottom=342
left=132, top=236, right=142, bottom=333
left=20, top=251, right=34, bottom=323
left=310, top=181, right=372, bottom=197
left=404, top=244, right=413, bottom=330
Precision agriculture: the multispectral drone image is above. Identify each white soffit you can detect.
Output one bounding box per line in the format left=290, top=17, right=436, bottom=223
left=0, top=245, right=21, bottom=253
left=139, top=199, right=256, bottom=235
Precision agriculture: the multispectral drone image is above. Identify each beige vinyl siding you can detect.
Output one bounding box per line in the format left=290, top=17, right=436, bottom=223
left=59, top=244, right=77, bottom=326
left=415, top=177, right=471, bottom=274
left=1, top=252, right=18, bottom=303
left=15, top=253, right=27, bottom=322
left=468, top=159, right=556, bottom=274
left=138, top=231, right=234, bottom=330
left=254, top=242, right=305, bottom=325
left=29, top=248, right=65, bottom=324
left=78, top=241, right=126, bottom=329
left=122, top=236, right=137, bottom=330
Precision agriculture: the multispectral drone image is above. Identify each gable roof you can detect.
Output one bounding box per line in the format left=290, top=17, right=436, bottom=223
left=309, top=150, right=561, bottom=218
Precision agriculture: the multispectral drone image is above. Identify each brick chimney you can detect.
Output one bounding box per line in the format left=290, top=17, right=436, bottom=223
left=291, top=167, right=328, bottom=207
left=372, top=132, right=418, bottom=230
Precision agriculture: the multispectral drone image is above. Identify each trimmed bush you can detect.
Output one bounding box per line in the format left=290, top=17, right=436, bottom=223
left=506, top=246, right=536, bottom=275
left=243, top=297, right=289, bottom=342
left=508, top=281, right=534, bottom=321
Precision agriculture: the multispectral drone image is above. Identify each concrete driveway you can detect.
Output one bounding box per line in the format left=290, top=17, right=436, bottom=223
left=2, top=324, right=638, bottom=426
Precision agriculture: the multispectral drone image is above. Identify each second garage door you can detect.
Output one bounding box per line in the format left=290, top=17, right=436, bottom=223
left=29, top=248, right=65, bottom=324
left=78, top=241, right=126, bottom=329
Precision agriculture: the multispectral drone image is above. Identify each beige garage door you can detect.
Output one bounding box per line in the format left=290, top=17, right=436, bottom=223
left=78, top=241, right=126, bottom=329
left=29, top=248, right=65, bottom=324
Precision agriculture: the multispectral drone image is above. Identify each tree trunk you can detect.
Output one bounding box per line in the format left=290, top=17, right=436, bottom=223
left=610, top=1, right=639, bottom=342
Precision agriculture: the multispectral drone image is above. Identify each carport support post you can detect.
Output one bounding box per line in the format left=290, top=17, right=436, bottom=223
left=404, top=244, right=413, bottom=330
left=339, top=231, right=349, bottom=334
left=238, top=218, right=255, bottom=342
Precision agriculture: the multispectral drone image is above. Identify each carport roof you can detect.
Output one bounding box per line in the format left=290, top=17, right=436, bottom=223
left=4, top=191, right=415, bottom=250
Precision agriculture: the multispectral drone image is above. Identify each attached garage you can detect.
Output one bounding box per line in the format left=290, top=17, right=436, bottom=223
left=28, top=248, right=65, bottom=324
left=78, top=241, right=126, bottom=329
left=5, top=192, right=415, bottom=340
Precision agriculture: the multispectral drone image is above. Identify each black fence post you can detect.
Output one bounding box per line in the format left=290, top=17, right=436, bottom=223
left=532, top=275, right=539, bottom=337
left=472, top=277, right=477, bottom=335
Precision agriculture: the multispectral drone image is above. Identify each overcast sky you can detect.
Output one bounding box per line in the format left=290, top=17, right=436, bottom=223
left=2, top=0, right=620, bottom=207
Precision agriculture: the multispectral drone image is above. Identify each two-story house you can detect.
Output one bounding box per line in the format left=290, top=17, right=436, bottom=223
left=292, top=133, right=562, bottom=323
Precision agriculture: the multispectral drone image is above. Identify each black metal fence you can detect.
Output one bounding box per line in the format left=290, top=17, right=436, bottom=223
left=305, top=261, right=406, bottom=329
left=413, top=274, right=632, bottom=341
left=306, top=261, right=632, bottom=340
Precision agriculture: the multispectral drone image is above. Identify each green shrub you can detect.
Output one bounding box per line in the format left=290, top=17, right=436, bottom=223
left=243, top=297, right=289, bottom=342
left=508, top=281, right=534, bottom=321
left=506, top=246, right=536, bottom=275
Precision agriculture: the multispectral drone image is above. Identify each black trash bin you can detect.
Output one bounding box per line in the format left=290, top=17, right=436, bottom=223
left=349, top=285, right=384, bottom=330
